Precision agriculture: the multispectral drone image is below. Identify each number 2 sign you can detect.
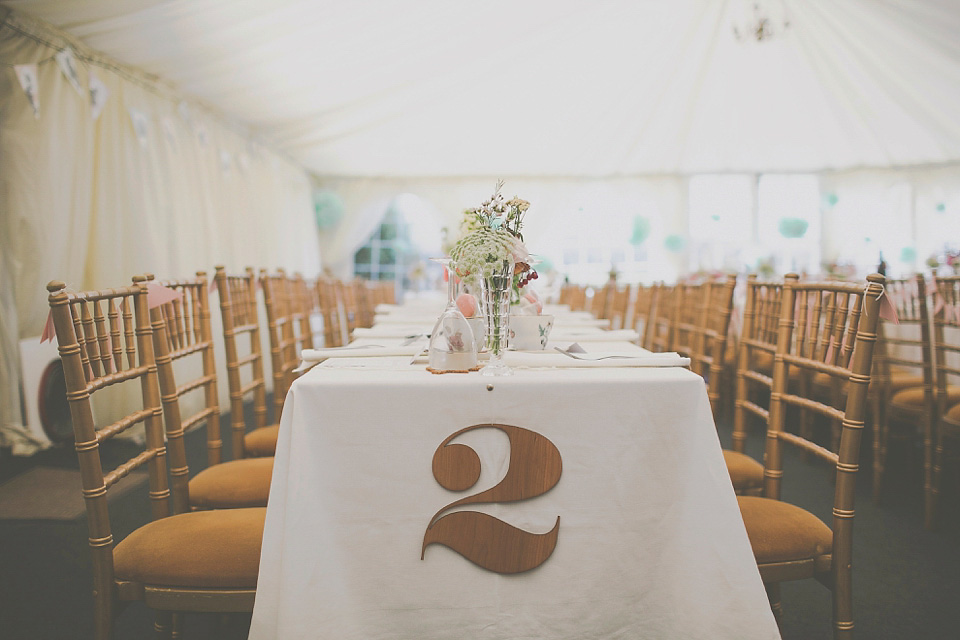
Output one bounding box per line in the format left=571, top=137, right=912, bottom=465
left=421, top=424, right=562, bottom=574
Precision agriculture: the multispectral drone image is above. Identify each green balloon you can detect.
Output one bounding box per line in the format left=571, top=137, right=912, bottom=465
left=314, top=190, right=345, bottom=229
left=664, top=234, right=686, bottom=253
left=900, top=247, right=916, bottom=262
left=936, top=202, right=946, bottom=212
left=825, top=193, right=839, bottom=207
left=630, top=216, right=651, bottom=245
left=778, top=217, right=809, bottom=239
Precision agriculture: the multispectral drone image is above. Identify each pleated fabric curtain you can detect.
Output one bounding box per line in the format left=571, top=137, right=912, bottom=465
left=0, top=9, right=320, bottom=445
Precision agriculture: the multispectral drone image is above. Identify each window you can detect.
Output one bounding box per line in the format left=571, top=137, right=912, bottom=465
left=756, top=174, right=821, bottom=274
left=688, top=175, right=754, bottom=272
left=353, top=194, right=442, bottom=289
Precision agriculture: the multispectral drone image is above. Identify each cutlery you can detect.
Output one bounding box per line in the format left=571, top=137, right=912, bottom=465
left=553, top=346, right=636, bottom=361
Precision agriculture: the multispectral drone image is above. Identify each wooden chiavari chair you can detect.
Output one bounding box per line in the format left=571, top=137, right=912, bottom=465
left=647, top=283, right=676, bottom=353
left=46, top=279, right=264, bottom=640
left=671, top=282, right=700, bottom=360
left=338, top=279, right=360, bottom=338
left=687, top=274, right=738, bottom=417
left=213, top=266, right=276, bottom=458
left=869, top=276, right=934, bottom=507
left=738, top=273, right=884, bottom=639
left=316, top=278, right=345, bottom=347
left=589, top=283, right=612, bottom=320
left=930, top=273, right=960, bottom=528
left=261, top=269, right=315, bottom=424
left=606, top=285, right=631, bottom=330
left=145, top=274, right=271, bottom=511
left=569, top=285, right=588, bottom=312
left=725, top=275, right=785, bottom=494
left=354, top=279, right=375, bottom=329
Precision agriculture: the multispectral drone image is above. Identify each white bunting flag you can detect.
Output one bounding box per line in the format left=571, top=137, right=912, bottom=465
left=14, top=64, right=40, bottom=118
left=55, top=48, right=83, bottom=96
left=128, top=107, right=150, bottom=148
left=219, top=150, right=232, bottom=174
left=196, top=122, right=208, bottom=147
left=161, top=116, right=177, bottom=145
left=89, top=72, right=108, bottom=120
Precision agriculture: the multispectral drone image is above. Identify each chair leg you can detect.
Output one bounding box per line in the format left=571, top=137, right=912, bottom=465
left=171, top=613, right=182, bottom=639
left=873, top=407, right=889, bottom=504
left=927, top=428, right=943, bottom=531
left=154, top=611, right=173, bottom=639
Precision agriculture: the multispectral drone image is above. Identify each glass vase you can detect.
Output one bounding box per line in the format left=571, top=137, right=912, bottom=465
left=478, top=257, right=515, bottom=376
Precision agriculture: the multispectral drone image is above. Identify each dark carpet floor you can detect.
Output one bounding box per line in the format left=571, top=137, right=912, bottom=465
left=2, top=405, right=959, bottom=639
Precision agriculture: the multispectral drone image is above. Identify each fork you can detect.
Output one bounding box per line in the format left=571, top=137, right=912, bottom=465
left=552, top=347, right=636, bottom=361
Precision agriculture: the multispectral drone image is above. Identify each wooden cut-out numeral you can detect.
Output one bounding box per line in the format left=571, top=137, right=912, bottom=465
left=422, top=423, right=562, bottom=574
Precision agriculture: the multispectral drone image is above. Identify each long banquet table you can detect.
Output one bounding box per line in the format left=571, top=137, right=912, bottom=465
left=249, top=300, right=781, bottom=639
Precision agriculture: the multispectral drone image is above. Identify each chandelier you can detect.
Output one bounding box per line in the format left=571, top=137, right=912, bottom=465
left=731, top=1, right=791, bottom=43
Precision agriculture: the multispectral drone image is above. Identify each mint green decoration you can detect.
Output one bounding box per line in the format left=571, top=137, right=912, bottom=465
left=936, top=202, right=946, bottom=212
left=824, top=193, right=839, bottom=207
left=900, top=247, right=916, bottom=262
left=664, top=234, right=686, bottom=253
left=314, top=190, right=345, bottom=229
left=630, top=216, right=651, bottom=245
left=710, top=214, right=720, bottom=222
left=778, top=217, right=809, bottom=239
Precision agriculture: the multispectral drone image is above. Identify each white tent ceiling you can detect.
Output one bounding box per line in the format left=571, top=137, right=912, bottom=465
left=7, top=0, right=960, bottom=177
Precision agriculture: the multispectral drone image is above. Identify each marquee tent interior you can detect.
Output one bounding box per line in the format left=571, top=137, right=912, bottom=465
left=2, top=1, right=960, bottom=639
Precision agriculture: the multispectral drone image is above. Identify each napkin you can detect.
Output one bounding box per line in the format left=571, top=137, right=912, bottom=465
left=504, top=351, right=689, bottom=368
left=296, top=344, right=425, bottom=371
left=549, top=329, right=641, bottom=342
left=352, top=326, right=432, bottom=338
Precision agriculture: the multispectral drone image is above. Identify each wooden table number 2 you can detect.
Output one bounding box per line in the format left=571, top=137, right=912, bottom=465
left=422, top=424, right=562, bottom=574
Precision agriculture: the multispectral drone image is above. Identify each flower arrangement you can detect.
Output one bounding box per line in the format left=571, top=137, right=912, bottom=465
left=450, top=180, right=538, bottom=303
left=450, top=181, right=538, bottom=371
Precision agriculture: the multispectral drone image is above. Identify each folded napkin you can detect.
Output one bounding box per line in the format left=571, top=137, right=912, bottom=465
left=504, top=351, right=689, bottom=368
left=549, top=329, right=640, bottom=342
left=352, top=326, right=432, bottom=338
left=296, top=344, right=425, bottom=371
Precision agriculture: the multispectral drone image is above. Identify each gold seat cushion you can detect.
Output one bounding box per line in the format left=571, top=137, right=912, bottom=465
left=945, top=403, right=960, bottom=425
left=189, top=457, right=273, bottom=509
left=244, top=424, right=279, bottom=457
left=114, top=507, right=265, bottom=587
left=883, top=373, right=925, bottom=393
left=737, top=496, right=832, bottom=564
left=723, top=450, right=763, bottom=493
left=891, top=385, right=960, bottom=410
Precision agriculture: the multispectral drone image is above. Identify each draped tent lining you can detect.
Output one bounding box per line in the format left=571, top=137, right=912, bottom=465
left=7, top=0, right=960, bottom=177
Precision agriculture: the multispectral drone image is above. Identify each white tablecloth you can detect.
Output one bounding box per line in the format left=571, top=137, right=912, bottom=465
left=250, top=360, right=780, bottom=639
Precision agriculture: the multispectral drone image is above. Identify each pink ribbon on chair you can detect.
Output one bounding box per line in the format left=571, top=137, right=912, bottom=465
left=146, top=282, right=183, bottom=308
left=40, top=311, right=56, bottom=343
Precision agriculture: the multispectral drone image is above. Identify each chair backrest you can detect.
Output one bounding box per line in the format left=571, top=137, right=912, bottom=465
left=671, top=282, right=701, bottom=358
left=261, top=269, right=315, bottom=421
left=687, top=274, right=738, bottom=415
left=606, top=286, right=630, bottom=330
left=214, top=266, right=268, bottom=460
left=316, top=278, right=345, bottom=347
left=731, top=274, right=786, bottom=453
left=874, top=275, right=935, bottom=402
left=353, top=279, right=375, bottom=329
left=46, top=279, right=171, bottom=622
left=932, top=273, right=960, bottom=420
left=141, top=273, right=221, bottom=515
left=647, top=283, right=676, bottom=353
left=764, top=274, right=884, bottom=545
left=338, top=279, right=359, bottom=337
left=590, top=284, right=612, bottom=319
